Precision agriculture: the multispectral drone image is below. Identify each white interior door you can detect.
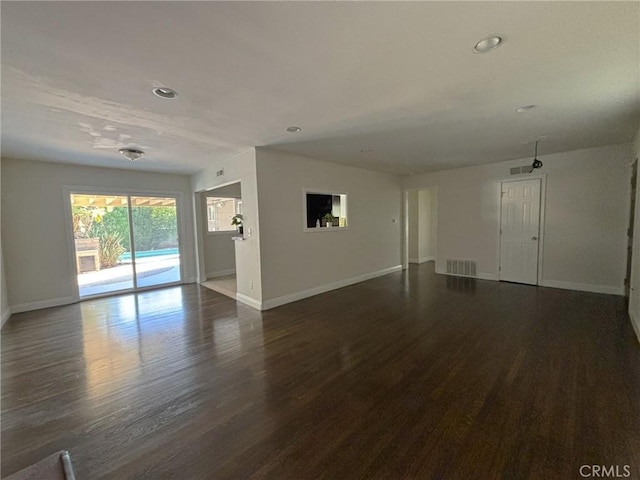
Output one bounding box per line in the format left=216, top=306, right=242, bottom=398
left=500, top=178, right=541, bottom=285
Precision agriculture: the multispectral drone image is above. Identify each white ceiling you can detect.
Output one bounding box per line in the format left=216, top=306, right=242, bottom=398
left=2, top=2, right=639, bottom=175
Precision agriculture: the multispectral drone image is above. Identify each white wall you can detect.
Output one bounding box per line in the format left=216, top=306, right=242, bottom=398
left=408, top=189, right=436, bottom=264
left=408, top=190, right=419, bottom=261
left=630, top=128, right=640, bottom=342
left=404, top=144, right=633, bottom=294
left=203, top=233, right=236, bottom=278
left=1, top=158, right=196, bottom=312
left=1, top=157, right=10, bottom=325
left=1, top=245, right=9, bottom=326
left=419, top=189, right=436, bottom=261
left=255, top=148, right=402, bottom=308
left=191, top=149, right=263, bottom=306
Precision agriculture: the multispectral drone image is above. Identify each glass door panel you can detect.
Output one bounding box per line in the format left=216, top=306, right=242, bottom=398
left=130, top=196, right=181, bottom=288
left=71, top=194, right=134, bottom=297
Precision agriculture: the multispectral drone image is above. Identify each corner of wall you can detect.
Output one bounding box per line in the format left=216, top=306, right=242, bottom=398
left=1, top=307, right=12, bottom=327
left=630, top=309, right=640, bottom=345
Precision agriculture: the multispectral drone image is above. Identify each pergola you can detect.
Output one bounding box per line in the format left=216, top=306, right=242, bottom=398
left=71, top=194, right=176, bottom=207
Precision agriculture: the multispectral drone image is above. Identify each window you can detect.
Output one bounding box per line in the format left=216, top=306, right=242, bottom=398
left=206, top=197, right=242, bottom=232
left=304, top=191, right=347, bottom=230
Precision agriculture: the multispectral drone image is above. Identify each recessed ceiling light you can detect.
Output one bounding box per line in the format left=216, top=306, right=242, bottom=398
left=516, top=105, right=537, bottom=113
left=286, top=126, right=302, bottom=133
left=152, top=87, right=178, bottom=99
left=118, top=148, right=145, bottom=161
left=473, top=35, right=503, bottom=53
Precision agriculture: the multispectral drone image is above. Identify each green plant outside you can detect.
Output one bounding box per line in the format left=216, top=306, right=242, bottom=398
left=73, top=205, right=178, bottom=268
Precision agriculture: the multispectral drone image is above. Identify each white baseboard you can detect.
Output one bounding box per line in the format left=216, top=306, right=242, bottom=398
left=540, top=280, right=624, bottom=296
left=408, top=256, right=435, bottom=264
left=10, top=296, right=75, bottom=314
left=1, top=308, right=12, bottom=327
left=205, top=269, right=236, bottom=279
left=235, top=292, right=262, bottom=310
left=628, top=308, right=640, bottom=345
left=261, top=265, right=403, bottom=311
left=478, top=272, right=499, bottom=281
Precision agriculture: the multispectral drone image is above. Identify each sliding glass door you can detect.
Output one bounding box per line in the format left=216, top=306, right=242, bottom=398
left=70, top=192, right=181, bottom=298
left=131, top=196, right=181, bottom=288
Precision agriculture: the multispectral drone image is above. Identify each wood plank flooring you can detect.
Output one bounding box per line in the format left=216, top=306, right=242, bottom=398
left=2, top=263, right=639, bottom=479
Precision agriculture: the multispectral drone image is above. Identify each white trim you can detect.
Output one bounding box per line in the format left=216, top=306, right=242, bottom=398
left=409, top=256, right=435, bottom=264
left=201, top=179, right=242, bottom=194
left=303, top=226, right=349, bottom=233
left=477, top=272, right=499, bottom=281
left=205, top=269, right=236, bottom=279
left=260, top=265, right=403, bottom=311
left=540, top=280, right=624, bottom=296
left=235, top=292, right=262, bottom=310
left=2, top=308, right=12, bottom=327
left=629, top=309, right=640, bottom=345
left=206, top=230, right=239, bottom=237
left=11, top=296, right=75, bottom=314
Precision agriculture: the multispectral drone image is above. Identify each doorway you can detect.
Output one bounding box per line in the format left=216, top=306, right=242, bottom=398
left=196, top=182, right=242, bottom=300
left=499, top=178, right=543, bottom=285
left=406, top=188, right=438, bottom=266
left=70, top=192, right=182, bottom=298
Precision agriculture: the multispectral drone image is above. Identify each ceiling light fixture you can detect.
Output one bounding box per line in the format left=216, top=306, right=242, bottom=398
left=118, top=148, right=145, bottom=161
left=473, top=35, right=503, bottom=53
left=516, top=105, right=537, bottom=113
left=152, top=87, right=178, bottom=99
left=286, top=126, right=302, bottom=133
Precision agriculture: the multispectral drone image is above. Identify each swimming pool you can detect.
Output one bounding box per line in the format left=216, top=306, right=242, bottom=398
left=119, top=247, right=179, bottom=261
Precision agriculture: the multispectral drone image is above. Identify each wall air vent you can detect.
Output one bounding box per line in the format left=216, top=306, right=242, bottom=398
left=510, top=166, right=534, bottom=175
left=446, top=259, right=477, bottom=277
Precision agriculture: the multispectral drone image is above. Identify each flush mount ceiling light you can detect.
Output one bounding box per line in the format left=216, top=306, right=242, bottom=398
left=473, top=35, right=503, bottom=53
left=516, top=105, right=537, bottom=113
left=118, top=148, right=145, bottom=161
left=286, top=126, right=302, bottom=133
left=152, top=87, right=178, bottom=99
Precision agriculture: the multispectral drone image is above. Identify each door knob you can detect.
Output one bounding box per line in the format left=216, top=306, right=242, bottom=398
left=531, top=236, right=538, bottom=240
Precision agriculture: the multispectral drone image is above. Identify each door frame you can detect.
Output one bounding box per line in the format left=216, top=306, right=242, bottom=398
left=498, top=174, right=547, bottom=285
left=63, top=185, right=187, bottom=302
left=193, top=178, right=244, bottom=283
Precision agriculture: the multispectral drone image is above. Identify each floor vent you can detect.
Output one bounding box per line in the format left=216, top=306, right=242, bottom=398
left=446, top=259, right=477, bottom=277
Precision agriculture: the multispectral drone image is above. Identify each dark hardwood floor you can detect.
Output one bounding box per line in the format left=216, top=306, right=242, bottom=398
left=2, top=263, right=639, bottom=479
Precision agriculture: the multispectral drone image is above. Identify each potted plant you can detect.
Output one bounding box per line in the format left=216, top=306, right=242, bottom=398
left=231, top=214, right=244, bottom=235
left=322, top=213, right=337, bottom=228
